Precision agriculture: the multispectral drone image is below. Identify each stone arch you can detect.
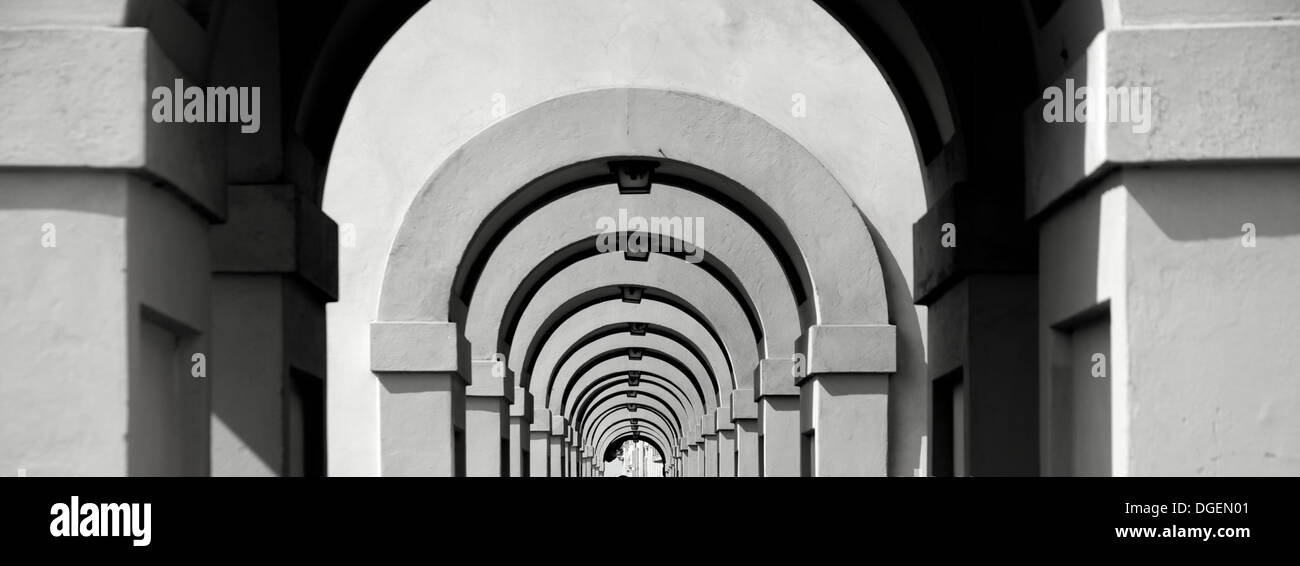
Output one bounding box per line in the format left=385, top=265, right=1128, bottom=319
left=512, top=254, right=762, bottom=389
left=366, top=89, right=899, bottom=476
left=513, top=286, right=751, bottom=388
left=375, top=88, right=888, bottom=328
left=527, top=303, right=732, bottom=399
left=542, top=334, right=720, bottom=415
left=576, top=383, right=693, bottom=441
left=464, top=184, right=799, bottom=360
left=583, top=396, right=682, bottom=445
left=599, top=425, right=672, bottom=471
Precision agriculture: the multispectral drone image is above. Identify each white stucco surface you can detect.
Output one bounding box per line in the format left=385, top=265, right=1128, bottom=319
left=324, top=0, right=923, bottom=475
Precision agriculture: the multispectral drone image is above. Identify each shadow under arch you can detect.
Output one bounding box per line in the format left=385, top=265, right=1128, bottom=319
left=376, top=88, right=890, bottom=332
left=555, top=348, right=714, bottom=417
left=584, top=397, right=682, bottom=448
left=519, top=287, right=736, bottom=383
left=500, top=234, right=764, bottom=361
left=574, top=375, right=693, bottom=437
left=458, top=161, right=811, bottom=328
left=543, top=322, right=731, bottom=398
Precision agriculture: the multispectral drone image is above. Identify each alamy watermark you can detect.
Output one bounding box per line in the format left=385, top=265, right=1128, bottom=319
left=50, top=496, right=151, bottom=547
left=151, top=78, right=261, bottom=133
left=1042, top=78, right=1152, bottom=134
left=596, top=208, right=705, bottom=264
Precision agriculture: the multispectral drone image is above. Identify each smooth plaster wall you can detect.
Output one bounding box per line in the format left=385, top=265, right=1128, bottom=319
left=0, top=172, right=130, bottom=476
left=1040, top=166, right=1300, bottom=476
left=0, top=171, right=212, bottom=476
left=1122, top=166, right=1300, bottom=476
left=324, top=0, right=926, bottom=475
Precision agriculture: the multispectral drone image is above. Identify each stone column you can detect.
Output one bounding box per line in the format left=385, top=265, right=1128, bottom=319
left=465, top=359, right=512, bottom=477
left=1023, top=16, right=1300, bottom=476
left=730, top=390, right=760, bottom=477
left=757, top=358, right=800, bottom=476
left=372, top=322, right=469, bottom=476
left=548, top=415, right=566, bottom=477
left=702, top=412, right=718, bottom=477
left=509, top=388, right=533, bottom=477
left=689, top=442, right=702, bottom=477
left=716, top=408, right=736, bottom=477
left=572, top=429, right=587, bottom=478
left=529, top=407, right=551, bottom=477
left=913, top=180, right=1038, bottom=477
left=799, top=325, right=896, bottom=476
left=209, top=185, right=337, bottom=477
left=0, top=11, right=224, bottom=477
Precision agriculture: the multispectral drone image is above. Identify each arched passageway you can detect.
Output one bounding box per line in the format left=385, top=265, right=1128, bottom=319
left=4, top=0, right=1295, bottom=480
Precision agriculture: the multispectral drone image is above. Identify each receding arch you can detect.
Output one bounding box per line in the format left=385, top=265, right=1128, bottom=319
left=596, top=416, right=675, bottom=456
left=377, top=88, right=889, bottom=330
left=541, top=333, right=722, bottom=415
left=514, top=288, right=744, bottom=383
left=495, top=233, right=766, bottom=356
left=464, top=184, right=798, bottom=359
left=537, top=318, right=731, bottom=396
left=574, top=380, right=693, bottom=439
left=513, top=254, right=763, bottom=389
left=538, top=331, right=717, bottom=426
left=552, top=347, right=714, bottom=419
left=599, top=426, right=671, bottom=473
left=563, top=357, right=713, bottom=440
left=582, top=395, right=682, bottom=446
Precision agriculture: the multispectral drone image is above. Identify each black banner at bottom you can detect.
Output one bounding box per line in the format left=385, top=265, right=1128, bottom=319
left=2, top=478, right=1291, bottom=556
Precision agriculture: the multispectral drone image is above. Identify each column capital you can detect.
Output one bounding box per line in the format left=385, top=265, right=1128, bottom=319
left=370, top=322, right=469, bottom=384
left=550, top=414, right=567, bottom=437
left=701, top=411, right=717, bottom=436
left=756, top=358, right=799, bottom=398
left=715, top=407, right=734, bottom=431
left=467, top=358, right=515, bottom=400
left=509, top=387, right=533, bottom=421
left=731, top=389, right=758, bottom=419
left=530, top=407, right=552, bottom=432
left=210, top=184, right=339, bottom=300
left=800, top=324, right=896, bottom=385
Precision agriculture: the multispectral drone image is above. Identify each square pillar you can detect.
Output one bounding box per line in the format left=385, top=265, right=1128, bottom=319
left=509, top=387, right=533, bottom=477
left=529, top=406, right=551, bottom=477
left=690, top=442, right=702, bottom=477
left=757, top=359, right=800, bottom=477
left=702, top=412, right=718, bottom=477
left=465, top=359, right=513, bottom=477
left=731, top=390, right=760, bottom=477
left=209, top=185, right=337, bottom=477
left=548, top=416, right=567, bottom=477
left=800, top=325, right=895, bottom=477
left=716, top=407, right=736, bottom=477
left=572, top=429, right=587, bottom=478
left=0, top=28, right=223, bottom=477
left=372, top=322, right=469, bottom=476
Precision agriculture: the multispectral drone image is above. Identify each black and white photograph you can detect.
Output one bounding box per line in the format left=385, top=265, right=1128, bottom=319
left=0, top=0, right=1295, bottom=554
